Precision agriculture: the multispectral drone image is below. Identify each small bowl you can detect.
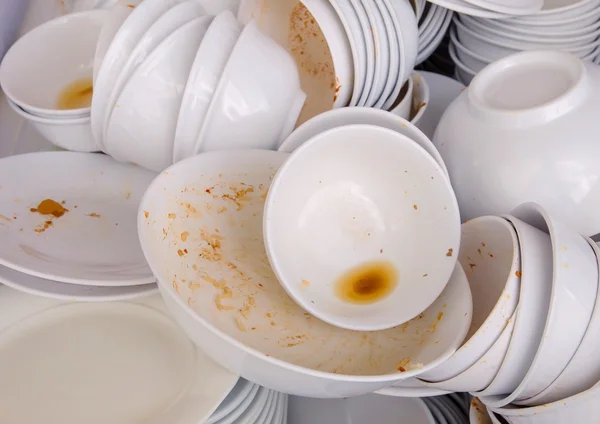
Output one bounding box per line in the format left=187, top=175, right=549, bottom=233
left=264, top=124, right=461, bottom=331
left=138, top=149, right=473, bottom=398
left=0, top=10, right=105, bottom=117
left=277, top=106, right=449, bottom=178
left=388, top=77, right=414, bottom=120
left=418, top=216, right=520, bottom=382
left=410, top=72, right=430, bottom=126
left=105, top=16, right=213, bottom=172
left=195, top=20, right=306, bottom=153
left=470, top=398, right=492, bottom=424
left=480, top=203, right=598, bottom=407
left=6, top=98, right=98, bottom=152
left=473, top=216, right=552, bottom=398
left=515, top=236, right=600, bottom=406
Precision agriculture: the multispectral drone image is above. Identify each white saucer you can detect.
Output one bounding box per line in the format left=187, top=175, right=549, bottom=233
left=0, top=152, right=156, bottom=286
left=0, top=286, right=239, bottom=424
left=0, top=264, right=158, bottom=302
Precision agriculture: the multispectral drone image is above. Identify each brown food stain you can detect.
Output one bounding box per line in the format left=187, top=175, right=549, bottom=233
left=31, top=199, right=68, bottom=218
left=56, top=77, right=93, bottom=110
left=335, top=260, right=398, bottom=305
left=86, top=213, right=101, bottom=218
left=180, top=231, right=189, bottom=242
left=515, top=271, right=522, bottom=278
left=301, top=279, right=310, bottom=287
left=446, top=248, right=453, bottom=257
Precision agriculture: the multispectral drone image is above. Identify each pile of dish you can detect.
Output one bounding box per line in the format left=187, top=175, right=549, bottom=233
left=0, top=1, right=307, bottom=172
left=448, top=0, right=600, bottom=83
left=426, top=0, right=543, bottom=18
left=416, top=2, right=454, bottom=65
left=238, top=0, right=418, bottom=124
left=287, top=392, right=471, bottom=423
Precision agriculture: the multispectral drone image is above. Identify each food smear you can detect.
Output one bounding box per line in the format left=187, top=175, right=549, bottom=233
left=30, top=199, right=68, bottom=218
left=56, top=77, right=93, bottom=110
left=334, top=260, right=398, bottom=305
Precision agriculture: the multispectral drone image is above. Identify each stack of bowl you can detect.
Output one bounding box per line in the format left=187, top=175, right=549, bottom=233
left=416, top=2, right=454, bottom=65
left=426, top=0, right=543, bottom=19
left=434, top=50, right=600, bottom=237
left=448, top=0, right=600, bottom=83
left=238, top=0, right=418, bottom=125
left=0, top=10, right=105, bottom=152
left=137, top=108, right=475, bottom=398
left=415, top=201, right=600, bottom=424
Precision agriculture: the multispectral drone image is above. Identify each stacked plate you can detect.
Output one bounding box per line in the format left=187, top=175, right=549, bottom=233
left=238, top=0, right=418, bottom=123
left=207, top=379, right=288, bottom=424
left=0, top=151, right=158, bottom=302
left=449, top=0, right=600, bottom=83
left=423, top=394, right=472, bottom=424
left=416, top=2, right=454, bottom=65
left=426, top=0, right=543, bottom=18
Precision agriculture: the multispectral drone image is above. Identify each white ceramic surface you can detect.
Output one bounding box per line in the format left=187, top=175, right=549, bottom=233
left=426, top=0, right=510, bottom=18
left=93, top=1, right=139, bottom=85
left=461, top=0, right=543, bottom=15
left=389, top=77, right=414, bottom=120
left=205, top=379, right=256, bottom=424
left=349, top=0, right=376, bottom=107
left=373, top=0, right=399, bottom=109
left=416, top=7, right=453, bottom=66
left=375, top=378, right=453, bottom=398
left=362, top=0, right=390, bottom=107
left=106, top=16, right=213, bottom=171
left=0, top=10, right=105, bottom=117
left=0, top=0, right=29, bottom=64
left=103, top=0, right=207, bottom=154
left=91, top=0, right=190, bottom=148
left=288, top=394, right=436, bottom=424
left=6, top=98, right=98, bottom=152
left=435, top=50, right=600, bottom=236
left=278, top=106, right=449, bottom=179
left=264, top=125, right=461, bottom=331
left=515, top=238, right=600, bottom=406
left=0, top=151, right=156, bottom=286
left=416, top=71, right=464, bottom=140
left=419, top=216, right=520, bottom=383
left=410, top=72, right=430, bottom=126
left=473, top=216, right=552, bottom=398
left=138, top=149, right=472, bottom=398
left=213, top=384, right=261, bottom=424
left=194, top=20, right=305, bottom=154
left=450, top=29, right=491, bottom=72
left=0, top=287, right=238, bottom=424
left=173, top=10, right=242, bottom=163
left=0, top=264, right=157, bottom=302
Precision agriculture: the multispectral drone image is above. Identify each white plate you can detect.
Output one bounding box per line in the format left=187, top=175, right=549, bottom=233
left=416, top=71, right=465, bottom=140
left=103, top=0, right=207, bottom=149
left=206, top=379, right=256, bottom=424
left=375, top=378, right=453, bottom=398
left=349, top=0, right=376, bottom=106
left=0, top=286, right=239, bottom=424
left=0, top=264, right=157, bottom=301
left=288, top=394, right=435, bottom=424
left=249, top=390, right=277, bottom=424
left=220, top=385, right=271, bottom=424
left=91, top=0, right=189, bottom=148
left=374, top=0, right=400, bottom=109
left=174, top=10, right=241, bottom=163
left=0, top=152, right=156, bottom=285
left=212, top=384, right=261, bottom=424
left=362, top=0, right=389, bottom=107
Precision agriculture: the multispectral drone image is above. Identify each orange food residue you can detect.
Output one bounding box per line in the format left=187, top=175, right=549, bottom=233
left=30, top=199, right=68, bottom=218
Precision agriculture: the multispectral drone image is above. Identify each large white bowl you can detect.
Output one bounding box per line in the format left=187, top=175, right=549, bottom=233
left=515, top=237, right=600, bottom=406
left=6, top=98, right=97, bottom=152
left=105, top=16, right=213, bottom=172
left=173, top=10, right=242, bottom=163
left=194, top=20, right=306, bottom=154
left=418, top=216, right=520, bottom=382
left=138, top=149, right=473, bottom=398
left=434, top=50, right=600, bottom=236
left=0, top=10, right=105, bottom=118
left=265, top=125, right=460, bottom=331
left=277, top=106, right=449, bottom=178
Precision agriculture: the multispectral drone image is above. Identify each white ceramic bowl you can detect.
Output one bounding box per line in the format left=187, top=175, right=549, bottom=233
left=515, top=237, right=600, bottom=406
left=138, top=149, right=473, bottom=397
left=416, top=8, right=453, bottom=66
left=105, top=16, right=213, bottom=172
left=173, top=10, right=242, bottom=163
left=194, top=20, right=306, bottom=154
left=473, top=216, right=552, bottom=399
left=410, top=72, right=431, bottom=126
left=512, top=0, right=600, bottom=22
left=434, top=50, right=600, bottom=236
left=6, top=98, right=97, bottom=152
left=491, top=384, right=600, bottom=424
left=470, top=398, right=492, bottom=424
left=373, top=0, right=399, bottom=109
left=0, top=10, right=105, bottom=118
left=480, top=11, right=600, bottom=36
left=449, top=44, right=477, bottom=85
left=389, top=77, right=414, bottom=120
left=418, top=216, right=520, bottom=382
left=450, top=30, right=492, bottom=73
left=103, top=0, right=207, bottom=158
left=277, top=106, right=449, bottom=178
left=264, top=125, right=461, bottom=331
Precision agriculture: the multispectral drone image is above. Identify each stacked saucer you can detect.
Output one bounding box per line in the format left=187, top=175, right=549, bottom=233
left=207, top=379, right=288, bottom=424
left=416, top=2, right=454, bottom=65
